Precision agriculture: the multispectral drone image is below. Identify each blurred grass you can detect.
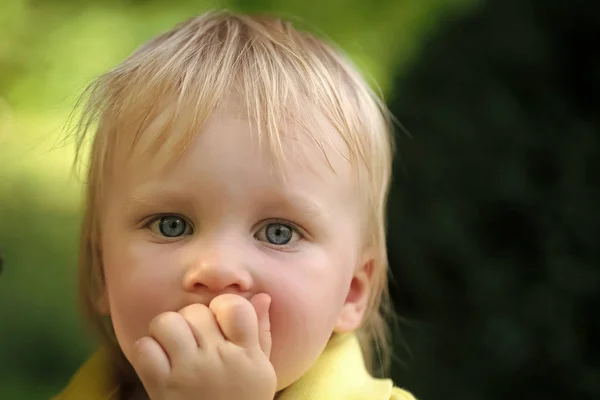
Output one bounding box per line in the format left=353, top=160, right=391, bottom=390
left=0, top=0, right=476, bottom=398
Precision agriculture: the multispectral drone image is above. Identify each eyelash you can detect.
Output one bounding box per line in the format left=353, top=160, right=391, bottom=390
left=143, top=215, right=306, bottom=247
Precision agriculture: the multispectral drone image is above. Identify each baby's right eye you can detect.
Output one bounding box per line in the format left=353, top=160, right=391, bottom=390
left=148, top=215, right=193, bottom=238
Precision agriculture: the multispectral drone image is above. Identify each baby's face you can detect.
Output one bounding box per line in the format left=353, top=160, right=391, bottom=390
left=98, top=103, right=371, bottom=390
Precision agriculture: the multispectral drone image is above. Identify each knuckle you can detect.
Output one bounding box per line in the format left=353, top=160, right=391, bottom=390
left=216, top=341, right=240, bottom=360
left=213, top=293, right=246, bottom=308
left=150, top=311, right=181, bottom=332
left=179, top=303, right=210, bottom=319
left=216, top=294, right=251, bottom=314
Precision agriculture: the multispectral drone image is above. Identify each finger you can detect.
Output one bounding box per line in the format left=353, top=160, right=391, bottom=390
left=179, top=303, right=222, bottom=349
left=250, top=293, right=272, bottom=357
left=131, top=336, right=170, bottom=393
left=209, top=294, right=259, bottom=349
left=148, top=311, right=197, bottom=365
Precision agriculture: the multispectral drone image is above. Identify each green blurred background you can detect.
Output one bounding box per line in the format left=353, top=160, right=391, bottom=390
left=1, top=0, right=598, bottom=399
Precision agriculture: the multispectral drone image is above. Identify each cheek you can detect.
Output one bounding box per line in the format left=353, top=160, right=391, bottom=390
left=262, top=247, right=355, bottom=389
left=101, top=234, right=181, bottom=357
left=266, top=248, right=352, bottom=327
left=103, top=237, right=173, bottom=299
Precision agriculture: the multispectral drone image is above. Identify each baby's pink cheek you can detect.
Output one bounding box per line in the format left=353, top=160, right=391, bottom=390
left=109, top=283, right=163, bottom=336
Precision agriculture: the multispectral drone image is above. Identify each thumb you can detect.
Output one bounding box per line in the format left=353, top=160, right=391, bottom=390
left=250, top=293, right=272, bottom=358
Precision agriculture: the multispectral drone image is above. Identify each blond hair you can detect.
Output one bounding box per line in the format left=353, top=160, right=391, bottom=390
left=73, top=10, right=395, bottom=387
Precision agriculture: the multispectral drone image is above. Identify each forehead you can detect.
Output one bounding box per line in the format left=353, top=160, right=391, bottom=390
left=216, top=98, right=352, bottom=177
left=104, top=102, right=363, bottom=240
left=115, top=97, right=354, bottom=192
left=104, top=103, right=361, bottom=227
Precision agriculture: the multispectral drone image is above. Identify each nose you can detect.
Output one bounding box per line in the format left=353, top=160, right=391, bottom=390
left=182, top=241, right=253, bottom=294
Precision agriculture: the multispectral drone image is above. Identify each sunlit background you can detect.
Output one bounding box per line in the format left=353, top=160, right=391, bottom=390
left=1, top=0, right=598, bottom=399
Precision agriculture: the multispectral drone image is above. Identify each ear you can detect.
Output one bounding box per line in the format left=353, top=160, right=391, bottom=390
left=334, top=252, right=375, bottom=333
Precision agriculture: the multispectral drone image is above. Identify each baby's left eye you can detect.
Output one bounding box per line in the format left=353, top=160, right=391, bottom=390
left=148, top=215, right=193, bottom=238
left=255, top=222, right=301, bottom=246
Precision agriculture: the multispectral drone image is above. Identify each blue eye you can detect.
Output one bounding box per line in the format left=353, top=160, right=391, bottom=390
left=256, top=222, right=298, bottom=245
left=267, top=224, right=292, bottom=244
left=149, top=216, right=191, bottom=238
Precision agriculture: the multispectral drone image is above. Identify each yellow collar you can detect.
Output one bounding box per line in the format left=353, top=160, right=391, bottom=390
left=52, top=347, right=117, bottom=400
left=278, top=333, right=394, bottom=400
left=53, top=333, right=412, bottom=400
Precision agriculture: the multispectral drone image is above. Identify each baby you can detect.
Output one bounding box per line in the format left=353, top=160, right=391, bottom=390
left=54, top=11, right=415, bottom=400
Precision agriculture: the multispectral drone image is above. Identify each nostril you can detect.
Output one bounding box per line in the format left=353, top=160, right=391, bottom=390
left=197, top=282, right=244, bottom=293
left=183, top=262, right=252, bottom=293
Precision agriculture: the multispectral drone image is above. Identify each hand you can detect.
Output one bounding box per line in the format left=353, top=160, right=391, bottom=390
left=131, top=293, right=276, bottom=400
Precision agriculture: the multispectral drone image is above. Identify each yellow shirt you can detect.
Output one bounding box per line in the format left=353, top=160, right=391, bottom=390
left=53, top=333, right=415, bottom=400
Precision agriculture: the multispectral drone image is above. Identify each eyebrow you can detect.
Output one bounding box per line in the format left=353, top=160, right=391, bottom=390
left=256, top=191, right=329, bottom=223
left=123, top=185, right=197, bottom=215
left=123, top=184, right=329, bottom=223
